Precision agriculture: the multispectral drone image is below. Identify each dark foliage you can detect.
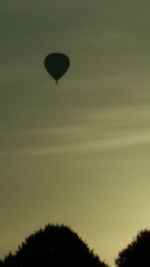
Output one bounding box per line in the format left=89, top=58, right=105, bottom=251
left=1, top=253, right=16, bottom=267
left=1, top=224, right=109, bottom=267
left=115, top=229, right=150, bottom=267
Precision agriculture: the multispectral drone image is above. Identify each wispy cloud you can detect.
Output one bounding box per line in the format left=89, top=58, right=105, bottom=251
left=1, top=104, right=150, bottom=155
left=2, top=130, right=150, bottom=156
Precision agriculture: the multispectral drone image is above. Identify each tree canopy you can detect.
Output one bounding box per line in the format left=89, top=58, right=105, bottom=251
left=1, top=224, right=108, bottom=267
left=115, top=229, right=150, bottom=267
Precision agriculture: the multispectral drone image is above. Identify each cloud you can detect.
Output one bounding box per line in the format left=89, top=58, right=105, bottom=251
left=4, top=130, right=150, bottom=155
left=1, top=104, right=150, bottom=156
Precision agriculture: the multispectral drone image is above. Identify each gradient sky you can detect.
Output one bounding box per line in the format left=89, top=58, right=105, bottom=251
left=1, top=1, right=150, bottom=266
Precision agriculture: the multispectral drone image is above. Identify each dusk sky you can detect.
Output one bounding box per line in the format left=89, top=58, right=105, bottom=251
left=1, top=1, right=150, bottom=266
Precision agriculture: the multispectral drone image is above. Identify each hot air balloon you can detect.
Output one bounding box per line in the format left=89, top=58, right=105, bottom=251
left=44, top=53, right=70, bottom=84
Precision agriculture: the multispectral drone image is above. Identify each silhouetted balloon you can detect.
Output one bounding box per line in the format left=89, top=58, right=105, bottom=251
left=44, top=53, right=70, bottom=84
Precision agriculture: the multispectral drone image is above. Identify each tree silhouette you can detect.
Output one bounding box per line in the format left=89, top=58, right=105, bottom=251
left=1, top=224, right=109, bottom=267
left=1, top=253, right=16, bottom=267
left=115, top=229, right=150, bottom=267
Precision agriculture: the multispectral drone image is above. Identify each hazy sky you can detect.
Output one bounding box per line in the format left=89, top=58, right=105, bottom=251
left=1, top=1, right=150, bottom=266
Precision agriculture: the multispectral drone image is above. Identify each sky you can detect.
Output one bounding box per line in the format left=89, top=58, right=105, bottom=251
left=1, top=1, right=150, bottom=266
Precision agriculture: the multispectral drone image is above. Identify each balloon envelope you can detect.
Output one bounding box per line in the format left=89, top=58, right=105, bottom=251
left=44, top=53, right=70, bottom=84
